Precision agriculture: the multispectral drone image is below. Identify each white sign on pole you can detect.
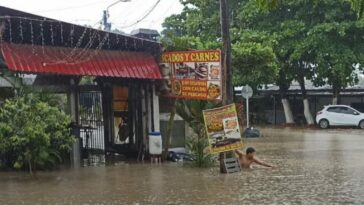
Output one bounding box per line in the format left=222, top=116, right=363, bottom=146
left=241, top=85, right=253, bottom=128
left=241, top=85, right=253, bottom=99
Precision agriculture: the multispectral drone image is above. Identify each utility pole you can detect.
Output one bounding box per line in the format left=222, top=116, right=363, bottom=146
left=102, top=0, right=131, bottom=31
left=220, top=0, right=233, bottom=104
left=219, top=0, right=233, bottom=173
left=102, top=10, right=111, bottom=31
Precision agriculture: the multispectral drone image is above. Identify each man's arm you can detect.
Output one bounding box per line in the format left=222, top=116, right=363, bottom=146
left=235, top=149, right=244, bottom=157
left=253, top=157, right=274, bottom=168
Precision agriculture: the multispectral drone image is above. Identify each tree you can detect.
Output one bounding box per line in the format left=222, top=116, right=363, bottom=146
left=238, top=0, right=306, bottom=124
left=259, top=0, right=364, bottom=19
left=350, top=0, right=364, bottom=19
left=231, top=30, right=278, bottom=89
left=163, top=0, right=364, bottom=125
left=240, top=0, right=364, bottom=123
left=307, top=17, right=364, bottom=104
left=162, top=0, right=279, bottom=87
left=0, top=92, right=74, bottom=174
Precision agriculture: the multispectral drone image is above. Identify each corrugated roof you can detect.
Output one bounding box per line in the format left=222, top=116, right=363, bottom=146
left=0, top=6, right=161, bottom=55
left=1, top=42, right=162, bottom=79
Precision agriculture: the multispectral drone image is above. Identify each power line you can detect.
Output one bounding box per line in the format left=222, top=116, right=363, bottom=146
left=117, top=0, right=161, bottom=29
left=34, top=0, right=106, bottom=13
left=146, top=0, right=178, bottom=29
left=109, top=0, right=144, bottom=22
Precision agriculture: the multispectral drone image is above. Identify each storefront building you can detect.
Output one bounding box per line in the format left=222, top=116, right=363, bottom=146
left=0, top=6, right=162, bottom=162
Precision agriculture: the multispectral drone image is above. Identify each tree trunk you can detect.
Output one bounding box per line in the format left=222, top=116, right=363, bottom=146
left=297, top=73, right=314, bottom=125
left=163, top=99, right=176, bottom=160
left=281, top=98, right=294, bottom=124
left=279, top=81, right=294, bottom=124
left=303, top=99, right=314, bottom=125
left=332, top=96, right=338, bottom=105
left=28, top=159, right=33, bottom=176
left=332, top=86, right=341, bottom=105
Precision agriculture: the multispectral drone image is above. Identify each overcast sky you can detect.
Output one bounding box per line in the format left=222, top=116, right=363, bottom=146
left=0, top=0, right=183, bottom=34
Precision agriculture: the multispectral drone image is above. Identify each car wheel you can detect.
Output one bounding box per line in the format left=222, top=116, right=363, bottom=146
left=319, top=119, right=329, bottom=129
left=359, top=120, right=364, bottom=129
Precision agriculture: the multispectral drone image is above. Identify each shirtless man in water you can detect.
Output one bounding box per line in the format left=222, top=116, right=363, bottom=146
left=235, top=147, right=274, bottom=169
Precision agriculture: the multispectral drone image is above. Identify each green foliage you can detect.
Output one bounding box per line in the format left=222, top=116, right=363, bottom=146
left=161, top=0, right=280, bottom=88
left=350, top=0, right=364, bottom=19
left=161, top=35, right=220, bottom=52
left=256, top=0, right=279, bottom=10
left=232, top=30, right=278, bottom=87
left=163, top=0, right=364, bottom=97
left=176, top=100, right=218, bottom=168
left=241, top=0, right=364, bottom=97
left=176, top=100, right=218, bottom=138
left=0, top=92, right=74, bottom=173
left=163, top=0, right=220, bottom=41
left=79, top=76, right=95, bottom=85
left=185, top=137, right=214, bottom=168
left=261, top=0, right=363, bottom=19
left=16, top=87, right=67, bottom=110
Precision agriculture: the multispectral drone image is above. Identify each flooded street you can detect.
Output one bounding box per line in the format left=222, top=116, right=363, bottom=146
left=1, top=128, right=364, bottom=205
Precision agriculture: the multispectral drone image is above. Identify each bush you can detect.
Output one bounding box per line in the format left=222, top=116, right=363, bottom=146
left=186, top=137, right=215, bottom=168
left=175, top=100, right=219, bottom=168
left=0, top=93, right=74, bottom=174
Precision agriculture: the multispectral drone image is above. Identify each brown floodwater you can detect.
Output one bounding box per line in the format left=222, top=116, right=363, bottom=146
left=1, top=128, right=364, bottom=205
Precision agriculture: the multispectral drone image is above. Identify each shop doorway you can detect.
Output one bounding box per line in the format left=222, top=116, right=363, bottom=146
left=112, top=86, right=130, bottom=145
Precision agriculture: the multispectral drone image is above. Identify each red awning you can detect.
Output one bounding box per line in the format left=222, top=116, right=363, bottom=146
left=0, top=43, right=161, bottom=79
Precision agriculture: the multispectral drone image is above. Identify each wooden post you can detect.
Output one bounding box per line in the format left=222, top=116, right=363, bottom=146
left=219, top=0, right=233, bottom=173
left=127, top=82, right=135, bottom=146
left=101, top=82, right=113, bottom=151
left=220, top=0, right=233, bottom=105
left=163, top=99, right=176, bottom=160
left=69, top=78, right=80, bottom=167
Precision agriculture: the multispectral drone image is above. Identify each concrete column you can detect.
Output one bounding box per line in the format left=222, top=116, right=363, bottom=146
left=69, top=78, right=78, bottom=123
left=147, top=84, right=152, bottom=133
left=141, top=84, right=147, bottom=148
left=152, top=84, right=160, bottom=131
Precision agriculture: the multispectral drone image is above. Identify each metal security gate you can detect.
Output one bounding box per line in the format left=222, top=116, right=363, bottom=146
left=79, top=91, right=105, bottom=153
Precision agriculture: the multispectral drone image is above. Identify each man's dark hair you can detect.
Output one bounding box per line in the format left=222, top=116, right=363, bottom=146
left=246, top=147, right=255, bottom=154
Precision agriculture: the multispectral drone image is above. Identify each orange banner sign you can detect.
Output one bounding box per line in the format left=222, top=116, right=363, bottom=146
left=160, top=50, right=222, bottom=101
left=161, top=50, right=220, bottom=63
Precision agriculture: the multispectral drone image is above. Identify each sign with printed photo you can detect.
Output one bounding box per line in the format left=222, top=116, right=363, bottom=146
left=203, top=104, right=243, bottom=154
left=160, top=50, right=222, bottom=101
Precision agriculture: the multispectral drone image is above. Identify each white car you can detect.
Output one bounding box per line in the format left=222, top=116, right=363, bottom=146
left=316, top=105, right=364, bottom=129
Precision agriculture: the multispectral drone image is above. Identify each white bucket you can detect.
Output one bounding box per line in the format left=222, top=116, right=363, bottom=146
left=149, top=132, right=162, bottom=155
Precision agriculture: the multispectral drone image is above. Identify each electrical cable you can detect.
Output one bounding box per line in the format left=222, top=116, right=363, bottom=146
left=108, top=0, right=144, bottom=23
left=146, top=0, right=177, bottom=29
left=117, top=0, right=161, bottom=29
left=34, top=0, right=107, bottom=13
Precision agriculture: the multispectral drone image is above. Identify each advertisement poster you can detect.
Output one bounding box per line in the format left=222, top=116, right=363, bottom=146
left=160, top=50, right=222, bottom=101
left=203, top=104, right=243, bottom=154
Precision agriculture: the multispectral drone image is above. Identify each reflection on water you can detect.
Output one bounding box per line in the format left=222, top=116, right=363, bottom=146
left=82, top=154, right=106, bottom=167
left=1, top=128, right=364, bottom=204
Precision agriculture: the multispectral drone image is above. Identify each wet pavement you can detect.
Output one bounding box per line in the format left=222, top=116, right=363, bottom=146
left=1, top=128, right=364, bottom=205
